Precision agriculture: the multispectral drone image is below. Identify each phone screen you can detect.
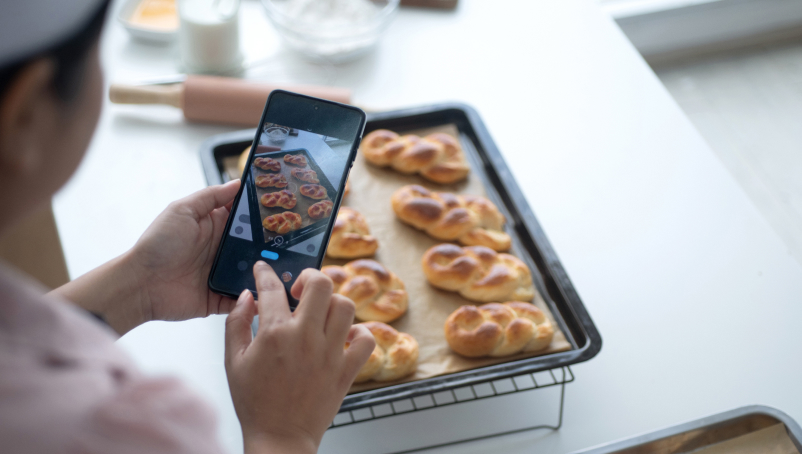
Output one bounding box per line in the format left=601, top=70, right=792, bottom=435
left=209, top=91, right=365, bottom=305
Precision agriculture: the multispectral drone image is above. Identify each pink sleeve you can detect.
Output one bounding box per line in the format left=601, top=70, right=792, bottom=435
left=70, top=377, right=225, bottom=454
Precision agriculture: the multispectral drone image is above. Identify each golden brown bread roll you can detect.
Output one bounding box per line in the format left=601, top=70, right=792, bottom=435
left=360, top=130, right=470, bottom=184
left=260, top=189, right=296, bottom=209
left=255, top=173, right=288, bottom=188
left=253, top=157, right=281, bottom=172
left=262, top=212, right=302, bottom=234
left=444, top=302, right=554, bottom=357
left=349, top=322, right=419, bottom=383
left=307, top=200, right=333, bottom=220
left=321, top=260, right=407, bottom=323
left=291, top=168, right=319, bottom=183
left=391, top=185, right=511, bottom=251
left=283, top=154, right=307, bottom=166
left=299, top=184, right=327, bottom=199
left=326, top=207, right=378, bottom=259
left=421, top=244, right=534, bottom=302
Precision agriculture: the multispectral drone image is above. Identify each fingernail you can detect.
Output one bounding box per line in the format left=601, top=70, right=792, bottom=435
left=235, top=289, right=249, bottom=307
left=225, top=179, right=240, bottom=186
left=346, top=325, right=360, bottom=343
left=255, top=261, right=267, bottom=268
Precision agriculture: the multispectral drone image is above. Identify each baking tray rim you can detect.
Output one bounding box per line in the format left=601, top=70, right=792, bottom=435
left=198, top=102, right=602, bottom=411
left=568, top=405, right=802, bottom=453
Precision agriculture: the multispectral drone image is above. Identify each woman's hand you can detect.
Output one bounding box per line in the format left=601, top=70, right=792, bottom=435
left=225, top=263, right=375, bottom=454
left=50, top=180, right=241, bottom=335
left=130, top=179, right=240, bottom=323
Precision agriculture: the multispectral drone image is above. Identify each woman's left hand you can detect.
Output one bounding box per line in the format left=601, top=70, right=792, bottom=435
left=131, top=179, right=241, bottom=323
left=51, top=180, right=242, bottom=335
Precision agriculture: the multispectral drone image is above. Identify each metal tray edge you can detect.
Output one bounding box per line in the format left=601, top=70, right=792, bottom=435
left=568, top=405, right=802, bottom=454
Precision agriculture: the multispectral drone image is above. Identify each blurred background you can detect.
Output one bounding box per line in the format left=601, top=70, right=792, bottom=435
left=603, top=0, right=802, bottom=266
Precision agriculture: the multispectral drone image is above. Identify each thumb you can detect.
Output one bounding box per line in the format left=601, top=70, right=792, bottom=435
left=343, top=325, right=376, bottom=382
left=224, top=289, right=256, bottom=368
left=182, top=179, right=240, bottom=220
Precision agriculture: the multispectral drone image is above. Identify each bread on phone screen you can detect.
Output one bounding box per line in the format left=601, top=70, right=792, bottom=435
left=283, top=154, right=307, bottom=166
left=299, top=184, right=328, bottom=200
left=253, top=157, right=281, bottom=172
left=262, top=212, right=302, bottom=234
left=291, top=168, right=319, bottom=183
left=308, top=200, right=333, bottom=220
left=255, top=173, right=288, bottom=188
left=360, top=130, right=470, bottom=184
left=391, top=185, right=511, bottom=251
left=349, top=322, right=419, bottom=383
left=260, top=189, right=297, bottom=209
left=326, top=207, right=378, bottom=259
left=422, top=244, right=535, bottom=302
left=321, top=260, right=407, bottom=323
left=444, top=302, right=554, bottom=357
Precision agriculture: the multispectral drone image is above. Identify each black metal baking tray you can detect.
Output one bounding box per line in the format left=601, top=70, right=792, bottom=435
left=570, top=405, right=802, bottom=453
left=199, top=103, right=602, bottom=411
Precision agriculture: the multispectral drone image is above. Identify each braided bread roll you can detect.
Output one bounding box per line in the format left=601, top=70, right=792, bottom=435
left=260, top=189, right=296, bottom=209
left=361, top=130, right=470, bottom=184
left=300, top=184, right=327, bottom=200
left=422, top=244, right=534, bottom=302
left=262, top=212, right=302, bottom=234
left=326, top=207, right=378, bottom=259
left=283, top=154, right=307, bottom=166
left=308, top=200, right=333, bottom=220
left=391, top=185, right=511, bottom=251
left=255, top=173, right=287, bottom=188
left=350, top=322, right=419, bottom=383
left=444, top=302, right=554, bottom=357
left=321, top=260, right=407, bottom=323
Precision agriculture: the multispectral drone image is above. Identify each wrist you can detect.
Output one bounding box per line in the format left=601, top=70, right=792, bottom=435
left=50, top=249, right=152, bottom=336
left=88, top=250, right=152, bottom=334
left=243, top=430, right=318, bottom=454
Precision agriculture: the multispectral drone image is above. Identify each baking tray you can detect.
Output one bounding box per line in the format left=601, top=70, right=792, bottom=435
left=199, top=103, right=602, bottom=411
left=570, top=405, right=802, bottom=453
left=246, top=147, right=338, bottom=246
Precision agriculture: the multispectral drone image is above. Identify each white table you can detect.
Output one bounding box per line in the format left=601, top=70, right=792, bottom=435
left=53, top=0, right=802, bottom=452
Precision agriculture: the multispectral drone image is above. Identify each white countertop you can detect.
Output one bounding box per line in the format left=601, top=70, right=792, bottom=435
left=53, top=0, right=802, bottom=453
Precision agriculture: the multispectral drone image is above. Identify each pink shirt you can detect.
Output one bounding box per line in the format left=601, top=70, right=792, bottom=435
left=0, top=263, right=224, bottom=453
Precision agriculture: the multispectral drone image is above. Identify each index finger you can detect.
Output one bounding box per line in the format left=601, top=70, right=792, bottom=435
left=180, top=180, right=240, bottom=221
left=253, top=261, right=291, bottom=327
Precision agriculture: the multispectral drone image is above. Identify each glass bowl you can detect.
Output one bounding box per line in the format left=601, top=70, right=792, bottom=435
left=264, top=125, right=290, bottom=143
left=261, top=0, right=399, bottom=62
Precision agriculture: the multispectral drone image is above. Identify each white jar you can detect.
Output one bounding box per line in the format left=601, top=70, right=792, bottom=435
left=178, top=0, right=243, bottom=74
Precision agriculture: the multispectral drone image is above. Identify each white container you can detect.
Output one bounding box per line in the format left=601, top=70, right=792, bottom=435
left=262, top=0, right=399, bottom=62
left=178, top=0, right=243, bottom=74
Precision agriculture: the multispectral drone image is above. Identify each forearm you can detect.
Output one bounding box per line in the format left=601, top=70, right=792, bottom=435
left=48, top=250, right=149, bottom=335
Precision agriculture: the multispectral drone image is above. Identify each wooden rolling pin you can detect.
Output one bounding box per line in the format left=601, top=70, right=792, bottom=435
left=109, top=75, right=352, bottom=127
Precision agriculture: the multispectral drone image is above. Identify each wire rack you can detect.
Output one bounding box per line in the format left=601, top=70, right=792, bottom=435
left=329, top=366, right=574, bottom=453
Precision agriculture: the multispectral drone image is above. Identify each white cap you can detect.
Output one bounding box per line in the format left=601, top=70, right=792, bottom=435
left=0, top=0, right=106, bottom=67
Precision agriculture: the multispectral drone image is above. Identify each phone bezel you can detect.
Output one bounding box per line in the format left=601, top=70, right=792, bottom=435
left=207, top=90, right=366, bottom=301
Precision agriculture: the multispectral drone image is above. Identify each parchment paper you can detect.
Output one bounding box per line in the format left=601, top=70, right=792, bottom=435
left=321, top=124, right=572, bottom=394
left=693, top=424, right=800, bottom=454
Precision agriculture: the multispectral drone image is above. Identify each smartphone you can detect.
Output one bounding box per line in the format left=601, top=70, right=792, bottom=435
left=208, top=90, right=366, bottom=308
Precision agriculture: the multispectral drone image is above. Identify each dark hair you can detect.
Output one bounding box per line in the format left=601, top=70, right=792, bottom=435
left=0, top=0, right=110, bottom=104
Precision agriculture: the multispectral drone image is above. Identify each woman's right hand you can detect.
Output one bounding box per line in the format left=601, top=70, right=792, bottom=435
left=224, top=262, right=375, bottom=454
